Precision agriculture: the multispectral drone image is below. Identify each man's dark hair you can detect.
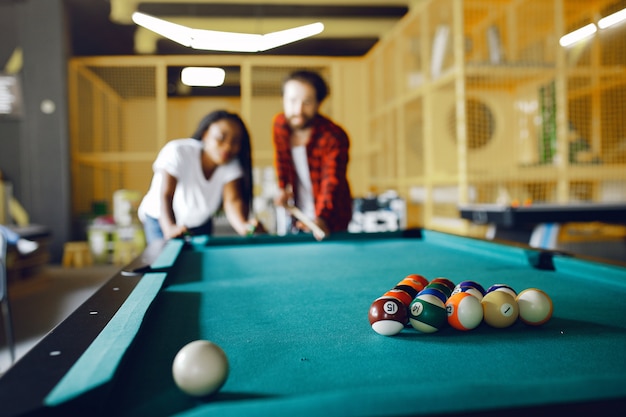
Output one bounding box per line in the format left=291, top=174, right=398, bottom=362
left=283, top=70, right=329, bottom=103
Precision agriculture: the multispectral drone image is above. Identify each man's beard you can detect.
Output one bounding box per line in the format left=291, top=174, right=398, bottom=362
left=288, top=114, right=314, bottom=130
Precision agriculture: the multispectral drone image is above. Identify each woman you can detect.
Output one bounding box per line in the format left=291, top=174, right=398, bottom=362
left=138, top=110, right=264, bottom=244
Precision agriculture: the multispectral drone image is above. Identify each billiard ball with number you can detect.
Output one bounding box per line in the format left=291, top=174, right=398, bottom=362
left=516, top=288, right=553, bottom=326
left=446, top=292, right=483, bottom=331
left=481, top=290, right=519, bottom=328
left=369, top=297, right=408, bottom=336
left=409, top=294, right=447, bottom=333
left=172, top=340, right=229, bottom=397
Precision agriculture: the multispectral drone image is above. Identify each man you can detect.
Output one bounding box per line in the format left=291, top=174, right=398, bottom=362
left=272, top=70, right=353, bottom=240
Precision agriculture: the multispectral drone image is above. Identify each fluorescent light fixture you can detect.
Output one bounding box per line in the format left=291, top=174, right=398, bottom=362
left=559, top=23, right=597, bottom=47
left=131, top=12, right=324, bottom=52
left=598, top=8, right=626, bottom=29
left=181, top=67, right=225, bottom=87
left=132, top=11, right=193, bottom=47
left=261, top=23, right=325, bottom=51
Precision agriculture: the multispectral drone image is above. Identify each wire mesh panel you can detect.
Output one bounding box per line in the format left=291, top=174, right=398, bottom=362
left=70, top=64, right=159, bottom=217
left=364, top=0, right=626, bottom=234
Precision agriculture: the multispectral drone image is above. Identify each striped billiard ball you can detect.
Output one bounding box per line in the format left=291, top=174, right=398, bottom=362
left=408, top=295, right=447, bottom=333
left=446, top=292, right=483, bottom=331
left=453, top=280, right=486, bottom=296
left=425, top=282, right=452, bottom=299
left=417, top=287, right=448, bottom=305
left=369, top=297, right=408, bottom=336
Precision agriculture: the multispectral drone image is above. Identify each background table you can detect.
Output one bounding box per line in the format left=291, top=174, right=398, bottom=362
left=459, top=202, right=626, bottom=258
left=1, top=229, right=626, bottom=417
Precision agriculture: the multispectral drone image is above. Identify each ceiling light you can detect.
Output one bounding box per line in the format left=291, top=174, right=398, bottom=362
left=559, top=23, right=597, bottom=47
left=598, top=8, right=626, bottom=29
left=132, top=11, right=192, bottom=47
left=181, top=67, right=225, bottom=87
left=131, top=12, right=324, bottom=53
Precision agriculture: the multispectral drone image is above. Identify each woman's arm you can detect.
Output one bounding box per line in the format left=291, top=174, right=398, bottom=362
left=158, top=172, right=188, bottom=239
left=222, top=179, right=264, bottom=236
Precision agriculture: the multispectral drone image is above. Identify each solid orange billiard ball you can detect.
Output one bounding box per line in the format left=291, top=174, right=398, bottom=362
left=397, top=277, right=426, bottom=294
left=403, top=274, right=429, bottom=288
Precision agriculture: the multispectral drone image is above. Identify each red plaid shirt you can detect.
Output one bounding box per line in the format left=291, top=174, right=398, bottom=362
left=273, top=113, right=353, bottom=232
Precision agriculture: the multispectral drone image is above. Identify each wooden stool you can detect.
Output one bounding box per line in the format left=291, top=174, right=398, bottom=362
left=62, top=241, right=93, bottom=268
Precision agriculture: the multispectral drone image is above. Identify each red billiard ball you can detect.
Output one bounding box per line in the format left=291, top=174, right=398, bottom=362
left=446, top=292, right=483, bottom=331
left=369, top=297, right=408, bottom=336
left=481, top=290, right=519, bottom=328
left=516, top=288, right=553, bottom=326
left=408, top=294, right=447, bottom=333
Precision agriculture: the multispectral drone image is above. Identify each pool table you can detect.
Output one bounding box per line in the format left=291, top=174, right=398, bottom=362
left=1, top=229, right=626, bottom=417
left=458, top=202, right=626, bottom=250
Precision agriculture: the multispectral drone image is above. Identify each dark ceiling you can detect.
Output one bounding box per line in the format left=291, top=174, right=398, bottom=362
left=65, top=0, right=411, bottom=57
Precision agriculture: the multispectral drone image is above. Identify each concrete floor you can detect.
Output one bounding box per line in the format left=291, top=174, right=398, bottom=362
left=0, top=264, right=119, bottom=374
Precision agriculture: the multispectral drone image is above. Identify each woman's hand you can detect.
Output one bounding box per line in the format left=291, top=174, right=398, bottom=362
left=163, top=223, right=188, bottom=240
left=245, top=218, right=268, bottom=236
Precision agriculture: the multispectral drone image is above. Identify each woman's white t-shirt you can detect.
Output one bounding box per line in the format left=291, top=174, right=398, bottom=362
left=138, top=138, right=243, bottom=228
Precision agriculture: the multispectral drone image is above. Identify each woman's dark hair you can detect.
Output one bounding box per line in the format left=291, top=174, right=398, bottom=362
left=191, top=110, right=254, bottom=215
left=282, top=70, right=329, bottom=103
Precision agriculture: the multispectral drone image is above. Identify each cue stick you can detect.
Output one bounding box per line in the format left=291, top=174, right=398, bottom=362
left=286, top=205, right=326, bottom=239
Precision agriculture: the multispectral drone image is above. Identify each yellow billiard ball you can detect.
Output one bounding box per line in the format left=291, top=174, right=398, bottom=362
left=481, top=290, right=519, bottom=328
left=172, top=340, right=229, bottom=397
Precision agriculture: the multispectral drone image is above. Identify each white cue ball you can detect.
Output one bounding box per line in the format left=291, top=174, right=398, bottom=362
left=172, top=340, right=229, bottom=397
left=516, top=288, right=553, bottom=326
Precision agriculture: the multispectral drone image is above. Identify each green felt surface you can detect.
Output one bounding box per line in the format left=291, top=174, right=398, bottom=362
left=49, top=231, right=626, bottom=416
